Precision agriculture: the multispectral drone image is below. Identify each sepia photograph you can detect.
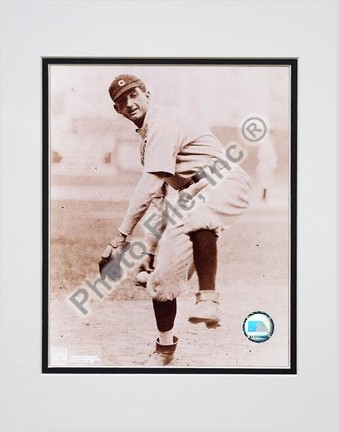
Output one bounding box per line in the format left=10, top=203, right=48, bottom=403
left=43, top=59, right=296, bottom=372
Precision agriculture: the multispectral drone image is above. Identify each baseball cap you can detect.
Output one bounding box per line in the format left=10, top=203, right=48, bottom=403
left=108, top=74, right=145, bottom=102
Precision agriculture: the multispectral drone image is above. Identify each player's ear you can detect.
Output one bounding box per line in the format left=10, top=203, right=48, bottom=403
left=113, top=104, right=121, bottom=114
left=145, top=90, right=151, bottom=100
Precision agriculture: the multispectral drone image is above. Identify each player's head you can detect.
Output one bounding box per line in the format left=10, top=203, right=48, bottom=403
left=109, top=74, right=150, bottom=127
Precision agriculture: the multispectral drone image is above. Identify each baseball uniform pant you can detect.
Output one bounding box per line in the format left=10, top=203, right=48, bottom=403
left=147, top=166, right=253, bottom=301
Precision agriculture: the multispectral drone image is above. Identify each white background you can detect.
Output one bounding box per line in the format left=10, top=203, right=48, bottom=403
left=0, top=1, right=336, bottom=431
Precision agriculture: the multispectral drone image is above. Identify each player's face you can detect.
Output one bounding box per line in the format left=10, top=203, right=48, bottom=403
left=114, top=87, right=150, bottom=127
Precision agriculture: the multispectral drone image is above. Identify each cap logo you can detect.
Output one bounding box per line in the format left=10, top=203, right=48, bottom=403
left=118, top=80, right=125, bottom=87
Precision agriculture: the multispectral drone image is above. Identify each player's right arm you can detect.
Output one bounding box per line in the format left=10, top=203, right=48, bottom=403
left=101, top=171, right=168, bottom=259
left=134, top=186, right=169, bottom=273
left=117, top=171, right=170, bottom=237
left=143, top=182, right=169, bottom=254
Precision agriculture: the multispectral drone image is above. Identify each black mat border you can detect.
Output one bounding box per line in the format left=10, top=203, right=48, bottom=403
left=42, top=57, right=297, bottom=375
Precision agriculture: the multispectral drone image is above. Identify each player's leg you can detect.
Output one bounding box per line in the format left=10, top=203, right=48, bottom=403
left=146, top=222, right=194, bottom=365
left=147, top=221, right=194, bottom=301
left=185, top=166, right=253, bottom=325
left=187, top=228, right=222, bottom=324
left=146, top=298, right=178, bottom=366
left=190, top=228, right=217, bottom=291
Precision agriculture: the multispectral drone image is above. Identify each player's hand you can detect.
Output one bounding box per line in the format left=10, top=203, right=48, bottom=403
left=138, top=252, right=155, bottom=273
left=101, top=233, right=127, bottom=258
left=134, top=252, right=155, bottom=287
left=110, top=232, right=128, bottom=249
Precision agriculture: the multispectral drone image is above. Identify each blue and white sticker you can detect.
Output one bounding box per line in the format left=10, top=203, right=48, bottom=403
left=243, top=311, right=274, bottom=343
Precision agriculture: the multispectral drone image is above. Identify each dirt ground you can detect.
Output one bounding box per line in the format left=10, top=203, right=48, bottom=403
left=49, top=186, right=290, bottom=369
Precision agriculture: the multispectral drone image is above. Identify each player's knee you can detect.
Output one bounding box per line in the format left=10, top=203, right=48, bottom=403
left=184, top=214, right=221, bottom=237
left=147, top=273, right=182, bottom=302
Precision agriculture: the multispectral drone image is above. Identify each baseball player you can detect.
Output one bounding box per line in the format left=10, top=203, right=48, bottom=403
left=101, top=74, right=252, bottom=366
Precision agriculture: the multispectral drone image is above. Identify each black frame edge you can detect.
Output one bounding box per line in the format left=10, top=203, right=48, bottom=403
left=42, top=58, right=297, bottom=375
left=42, top=58, right=50, bottom=373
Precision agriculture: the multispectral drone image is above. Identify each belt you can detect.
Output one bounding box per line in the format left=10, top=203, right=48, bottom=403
left=179, top=168, right=211, bottom=191
left=192, top=170, right=209, bottom=183
left=179, top=163, right=232, bottom=191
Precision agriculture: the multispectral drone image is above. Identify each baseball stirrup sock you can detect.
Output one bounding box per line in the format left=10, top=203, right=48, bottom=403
left=159, top=330, right=174, bottom=346
left=190, top=229, right=217, bottom=291
left=152, top=298, right=177, bottom=332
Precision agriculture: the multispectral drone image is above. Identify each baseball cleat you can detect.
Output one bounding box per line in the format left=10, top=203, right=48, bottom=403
left=188, top=290, right=222, bottom=324
left=145, top=336, right=178, bottom=366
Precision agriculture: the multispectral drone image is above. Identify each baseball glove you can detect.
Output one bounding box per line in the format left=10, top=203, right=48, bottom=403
left=98, top=242, right=130, bottom=281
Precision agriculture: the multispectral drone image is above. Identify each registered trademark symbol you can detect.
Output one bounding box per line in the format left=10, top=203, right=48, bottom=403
left=242, top=117, right=267, bottom=143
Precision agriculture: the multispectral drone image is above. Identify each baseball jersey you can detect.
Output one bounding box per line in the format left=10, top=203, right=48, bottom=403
left=137, top=104, right=227, bottom=189
left=118, top=104, right=231, bottom=236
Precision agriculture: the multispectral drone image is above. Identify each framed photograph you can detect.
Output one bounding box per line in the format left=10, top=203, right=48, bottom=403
left=1, top=1, right=336, bottom=431
left=43, top=58, right=297, bottom=374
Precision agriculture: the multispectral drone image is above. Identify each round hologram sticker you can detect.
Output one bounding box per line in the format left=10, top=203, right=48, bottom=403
left=243, top=311, right=274, bottom=343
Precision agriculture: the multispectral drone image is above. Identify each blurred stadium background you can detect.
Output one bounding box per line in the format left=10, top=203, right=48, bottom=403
left=50, top=65, right=290, bottom=204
